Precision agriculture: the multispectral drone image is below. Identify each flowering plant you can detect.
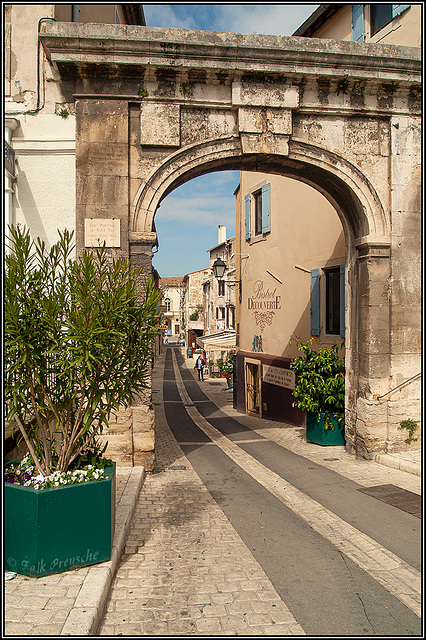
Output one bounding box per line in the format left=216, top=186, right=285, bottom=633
left=290, top=337, right=345, bottom=430
left=218, top=355, right=234, bottom=377
left=4, top=453, right=109, bottom=491
left=4, top=226, right=160, bottom=480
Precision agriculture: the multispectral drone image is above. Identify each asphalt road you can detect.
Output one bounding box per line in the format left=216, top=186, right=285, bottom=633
left=163, top=347, right=421, bottom=636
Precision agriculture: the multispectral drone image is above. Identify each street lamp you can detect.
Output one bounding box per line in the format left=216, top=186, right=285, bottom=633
left=212, top=257, right=227, bottom=279
left=211, top=257, right=241, bottom=302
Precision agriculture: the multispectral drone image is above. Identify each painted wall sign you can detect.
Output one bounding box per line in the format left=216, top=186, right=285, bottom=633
left=247, top=279, right=281, bottom=332
left=262, top=365, right=295, bottom=390
left=85, top=218, right=120, bottom=247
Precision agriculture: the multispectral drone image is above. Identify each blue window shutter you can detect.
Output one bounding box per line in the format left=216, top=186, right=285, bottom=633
left=245, top=194, right=251, bottom=240
left=352, top=4, right=365, bottom=42
left=310, top=269, right=321, bottom=337
left=392, top=4, right=410, bottom=17
left=340, top=264, right=345, bottom=338
left=261, top=183, right=271, bottom=233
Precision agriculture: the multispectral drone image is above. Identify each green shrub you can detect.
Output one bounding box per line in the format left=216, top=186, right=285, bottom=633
left=290, top=337, right=345, bottom=430
left=5, top=225, right=160, bottom=475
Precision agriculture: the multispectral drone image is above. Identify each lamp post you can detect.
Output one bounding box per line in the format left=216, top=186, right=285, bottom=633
left=212, top=257, right=241, bottom=303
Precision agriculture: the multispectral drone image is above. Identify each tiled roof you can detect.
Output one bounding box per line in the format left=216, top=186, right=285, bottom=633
left=160, top=276, right=184, bottom=287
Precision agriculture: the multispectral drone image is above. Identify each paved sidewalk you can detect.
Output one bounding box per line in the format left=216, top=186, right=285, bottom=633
left=4, top=348, right=421, bottom=635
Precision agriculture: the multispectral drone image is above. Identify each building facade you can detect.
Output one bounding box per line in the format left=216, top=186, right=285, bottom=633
left=293, top=4, right=421, bottom=47
left=182, top=267, right=210, bottom=347
left=199, top=226, right=237, bottom=362
left=159, top=277, right=184, bottom=339
left=235, top=172, right=345, bottom=422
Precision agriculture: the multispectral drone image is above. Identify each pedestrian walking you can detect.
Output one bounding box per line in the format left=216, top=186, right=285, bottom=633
left=194, top=355, right=204, bottom=381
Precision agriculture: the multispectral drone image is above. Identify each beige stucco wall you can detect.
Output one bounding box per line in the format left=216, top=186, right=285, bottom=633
left=5, top=4, right=77, bottom=251
left=237, top=172, right=345, bottom=360
left=11, top=114, right=76, bottom=251
left=312, top=4, right=421, bottom=47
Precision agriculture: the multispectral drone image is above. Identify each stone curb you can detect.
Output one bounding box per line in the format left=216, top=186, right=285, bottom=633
left=373, top=453, right=421, bottom=476
left=60, top=466, right=145, bottom=636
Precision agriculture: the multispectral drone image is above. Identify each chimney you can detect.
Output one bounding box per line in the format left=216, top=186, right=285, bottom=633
left=218, top=225, right=226, bottom=245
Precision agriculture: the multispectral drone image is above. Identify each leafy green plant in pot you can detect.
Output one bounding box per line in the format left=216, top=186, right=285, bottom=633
left=4, top=225, right=160, bottom=576
left=219, top=358, right=234, bottom=378
left=290, top=337, right=345, bottom=445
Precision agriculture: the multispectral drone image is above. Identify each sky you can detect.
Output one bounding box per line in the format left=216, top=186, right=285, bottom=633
left=144, top=4, right=320, bottom=276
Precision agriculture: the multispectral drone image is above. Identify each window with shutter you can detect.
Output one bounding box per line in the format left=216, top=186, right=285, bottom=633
left=254, top=190, right=263, bottom=236
left=245, top=194, right=251, bottom=241
left=352, top=4, right=365, bottom=41
left=310, top=269, right=321, bottom=337
left=340, top=264, right=345, bottom=338
left=392, top=4, right=410, bottom=17
left=261, top=183, right=271, bottom=234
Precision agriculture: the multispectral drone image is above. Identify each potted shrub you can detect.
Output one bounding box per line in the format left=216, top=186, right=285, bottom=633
left=219, top=357, right=234, bottom=388
left=290, top=337, right=345, bottom=445
left=4, top=226, right=160, bottom=577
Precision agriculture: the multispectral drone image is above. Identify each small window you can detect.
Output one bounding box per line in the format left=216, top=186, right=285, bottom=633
left=245, top=183, right=271, bottom=240
left=218, top=280, right=225, bottom=297
left=254, top=190, right=263, bottom=236
left=325, top=268, right=341, bottom=335
left=165, top=298, right=171, bottom=312
left=371, top=4, right=393, bottom=35
left=311, top=265, right=345, bottom=337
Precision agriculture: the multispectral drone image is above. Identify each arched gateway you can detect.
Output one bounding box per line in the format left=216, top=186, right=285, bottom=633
left=41, top=24, right=421, bottom=465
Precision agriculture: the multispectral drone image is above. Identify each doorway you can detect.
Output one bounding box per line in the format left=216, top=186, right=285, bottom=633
left=245, top=359, right=261, bottom=417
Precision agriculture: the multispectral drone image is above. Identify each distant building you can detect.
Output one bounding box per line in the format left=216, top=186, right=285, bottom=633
left=159, top=277, right=184, bottom=339
left=182, top=267, right=210, bottom=348
left=198, top=226, right=237, bottom=361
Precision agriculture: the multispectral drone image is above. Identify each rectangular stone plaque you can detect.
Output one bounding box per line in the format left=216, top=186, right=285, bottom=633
left=85, top=218, right=121, bottom=247
left=262, top=365, right=295, bottom=390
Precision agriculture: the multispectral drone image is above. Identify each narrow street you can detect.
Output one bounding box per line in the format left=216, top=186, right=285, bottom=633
left=99, top=347, right=421, bottom=636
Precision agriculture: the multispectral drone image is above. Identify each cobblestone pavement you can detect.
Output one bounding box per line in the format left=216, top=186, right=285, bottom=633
left=4, top=348, right=421, bottom=635
left=98, top=350, right=421, bottom=636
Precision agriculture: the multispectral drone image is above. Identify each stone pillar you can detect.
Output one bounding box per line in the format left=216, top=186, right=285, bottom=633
left=129, top=233, right=158, bottom=471
left=75, top=98, right=130, bottom=259
left=352, top=240, right=392, bottom=458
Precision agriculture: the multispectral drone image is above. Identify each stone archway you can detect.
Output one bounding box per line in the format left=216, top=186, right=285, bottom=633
left=131, top=133, right=393, bottom=457
left=40, top=23, right=421, bottom=462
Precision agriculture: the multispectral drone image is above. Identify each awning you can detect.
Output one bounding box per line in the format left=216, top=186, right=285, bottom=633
left=196, top=330, right=236, bottom=350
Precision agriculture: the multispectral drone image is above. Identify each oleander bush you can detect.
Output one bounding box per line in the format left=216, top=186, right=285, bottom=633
left=4, top=225, right=160, bottom=480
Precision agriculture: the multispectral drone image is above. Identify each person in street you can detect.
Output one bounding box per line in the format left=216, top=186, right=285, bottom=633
left=195, top=355, right=204, bottom=381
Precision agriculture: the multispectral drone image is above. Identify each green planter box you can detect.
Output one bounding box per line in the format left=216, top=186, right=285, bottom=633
left=306, top=412, right=345, bottom=446
left=5, top=462, right=116, bottom=577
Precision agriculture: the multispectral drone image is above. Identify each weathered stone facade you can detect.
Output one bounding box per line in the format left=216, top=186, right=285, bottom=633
left=40, top=23, right=421, bottom=460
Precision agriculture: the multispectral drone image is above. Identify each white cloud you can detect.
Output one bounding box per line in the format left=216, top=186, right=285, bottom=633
left=157, top=194, right=236, bottom=227
left=215, top=5, right=319, bottom=36
left=143, top=4, right=320, bottom=37
left=143, top=4, right=197, bottom=29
